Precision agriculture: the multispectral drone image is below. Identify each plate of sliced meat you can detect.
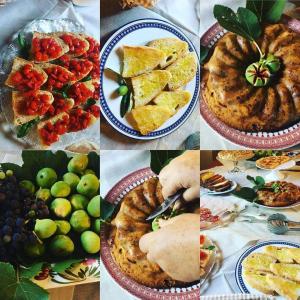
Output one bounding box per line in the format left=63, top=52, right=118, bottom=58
left=200, top=171, right=237, bottom=194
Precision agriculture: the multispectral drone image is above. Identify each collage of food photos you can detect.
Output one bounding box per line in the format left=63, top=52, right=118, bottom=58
left=0, top=0, right=299, bottom=300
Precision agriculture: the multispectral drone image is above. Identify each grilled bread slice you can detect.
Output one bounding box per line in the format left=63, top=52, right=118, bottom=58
left=31, top=32, right=69, bottom=63
left=147, top=38, right=189, bottom=68
left=122, top=45, right=165, bottom=78
left=128, top=105, right=173, bottom=135
left=242, top=253, right=276, bottom=272
left=12, top=90, right=54, bottom=125
left=166, top=52, right=197, bottom=90
left=5, top=57, right=48, bottom=89
left=286, top=248, right=300, bottom=264
left=263, top=246, right=294, bottom=263
left=270, top=263, right=300, bottom=282
left=153, top=91, right=191, bottom=113
left=243, top=269, right=275, bottom=295
left=132, top=70, right=171, bottom=107
left=266, top=274, right=300, bottom=300
left=200, top=249, right=212, bottom=268
left=54, top=32, right=89, bottom=57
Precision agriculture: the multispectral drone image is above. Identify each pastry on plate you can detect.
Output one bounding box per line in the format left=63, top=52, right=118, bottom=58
left=270, top=263, right=300, bottom=282
left=242, top=253, right=276, bottom=272
left=166, top=52, right=197, bottom=90
left=218, top=150, right=254, bottom=161
left=202, top=24, right=300, bottom=132
left=257, top=181, right=300, bottom=207
left=128, top=105, right=173, bottom=135
left=122, top=45, right=165, bottom=78
left=243, top=269, right=274, bottom=295
left=5, top=57, right=48, bottom=91
left=256, top=155, right=291, bottom=169
left=266, top=274, right=300, bottom=300
left=132, top=70, right=171, bottom=107
left=263, top=246, right=294, bottom=263
left=147, top=38, right=189, bottom=68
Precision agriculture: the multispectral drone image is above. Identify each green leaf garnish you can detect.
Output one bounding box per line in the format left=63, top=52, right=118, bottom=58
left=120, top=91, right=132, bottom=118
left=207, top=245, right=215, bottom=250
left=232, top=187, right=257, bottom=201
left=18, top=33, right=26, bottom=49
left=52, top=259, right=82, bottom=273
left=16, top=117, right=40, bottom=138
left=19, top=262, right=44, bottom=279
left=200, top=45, right=209, bottom=64
left=81, top=75, right=92, bottom=82
left=100, top=197, right=115, bottom=222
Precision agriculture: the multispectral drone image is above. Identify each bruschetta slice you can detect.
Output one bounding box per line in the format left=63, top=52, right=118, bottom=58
left=31, top=32, right=69, bottom=63
left=67, top=80, right=95, bottom=106
left=68, top=108, right=97, bottom=132
left=54, top=32, right=89, bottom=57
left=37, top=112, right=69, bottom=146
left=39, top=63, right=74, bottom=91
left=47, top=95, right=74, bottom=117
left=12, top=90, right=54, bottom=125
left=5, top=57, right=47, bottom=91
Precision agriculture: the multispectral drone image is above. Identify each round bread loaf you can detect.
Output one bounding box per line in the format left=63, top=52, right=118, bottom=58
left=202, top=24, right=300, bottom=132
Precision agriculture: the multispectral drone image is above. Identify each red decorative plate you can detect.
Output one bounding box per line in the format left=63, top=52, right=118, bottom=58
left=200, top=17, right=300, bottom=149
left=100, top=167, right=200, bottom=300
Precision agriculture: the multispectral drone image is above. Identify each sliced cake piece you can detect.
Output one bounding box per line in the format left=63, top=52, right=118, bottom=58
left=243, top=269, right=275, bottom=295
left=54, top=32, right=89, bottom=57
left=122, top=45, right=165, bottom=78
left=270, top=263, right=300, bottom=282
left=31, top=32, right=69, bottom=63
left=153, top=91, right=191, bottom=113
left=132, top=70, right=171, bottom=107
left=266, top=274, right=300, bottom=300
left=264, top=246, right=295, bottom=263
left=147, top=38, right=189, bottom=68
left=242, top=253, right=277, bottom=272
left=166, top=52, right=198, bottom=90
left=12, top=90, right=54, bottom=125
left=5, top=57, right=48, bottom=91
left=128, top=105, right=173, bottom=135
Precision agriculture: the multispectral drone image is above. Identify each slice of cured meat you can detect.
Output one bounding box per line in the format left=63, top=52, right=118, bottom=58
left=31, top=32, right=69, bottom=63
left=12, top=90, right=54, bottom=125
left=5, top=57, right=47, bottom=91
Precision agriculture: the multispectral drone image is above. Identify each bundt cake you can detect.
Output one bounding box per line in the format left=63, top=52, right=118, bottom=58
left=202, top=24, right=300, bottom=132
left=108, top=177, right=186, bottom=288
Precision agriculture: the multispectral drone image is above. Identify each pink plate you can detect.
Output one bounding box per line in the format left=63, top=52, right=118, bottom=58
left=100, top=167, right=200, bottom=300
left=200, top=17, right=300, bottom=149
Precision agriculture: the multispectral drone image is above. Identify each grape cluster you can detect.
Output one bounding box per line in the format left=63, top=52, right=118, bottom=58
left=0, top=171, right=49, bottom=263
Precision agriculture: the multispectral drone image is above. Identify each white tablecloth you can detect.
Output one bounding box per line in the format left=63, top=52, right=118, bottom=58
left=0, top=0, right=100, bottom=151
left=201, top=163, right=300, bottom=297
left=199, top=0, right=300, bottom=150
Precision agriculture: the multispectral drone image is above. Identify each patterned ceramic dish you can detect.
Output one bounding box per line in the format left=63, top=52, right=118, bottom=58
left=200, top=17, right=300, bottom=149
left=100, top=18, right=200, bottom=140
left=235, top=240, right=300, bottom=299
left=100, top=167, right=200, bottom=300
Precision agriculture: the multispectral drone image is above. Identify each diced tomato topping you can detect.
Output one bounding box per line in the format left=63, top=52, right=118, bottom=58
left=85, top=105, right=100, bottom=118
left=92, top=82, right=99, bottom=100
left=68, top=82, right=93, bottom=105
left=60, top=58, right=93, bottom=81
left=11, top=64, right=45, bottom=91
left=32, top=37, right=62, bottom=62
left=200, top=249, right=208, bottom=261
left=60, top=34, right=87, bottom=56
left=44, top=66, right=74, bottom=90
left=68, top=108, right=92, bottom=132
left=23, top=92, right=51, bottom=115
left=200, top=235, right=205, bottom=245
left=81, top=36, right=100, bottom=63
left=39, top=115, right=69, bottom=145
left=47, top=96, right=72, bottom=116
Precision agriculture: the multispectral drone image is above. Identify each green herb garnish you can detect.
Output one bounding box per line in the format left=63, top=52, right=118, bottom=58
left=16, top=117, right=40, bottom=138
left=120, top=91, right=132, bottom=117
left=200, top=45, right=209, bottom=64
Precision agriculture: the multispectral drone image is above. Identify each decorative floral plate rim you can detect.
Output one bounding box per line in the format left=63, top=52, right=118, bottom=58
left=100, top=167, right=200, bottom=300
left=100, top=18, right=200, bottom=140
left=235, top=240, right=300, bottom=298
left=200, top=17, right=300, bottom=150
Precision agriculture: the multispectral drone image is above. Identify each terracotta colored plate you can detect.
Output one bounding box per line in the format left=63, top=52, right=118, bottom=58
left=200, top=17, right=300, bottom=149
left=100, top=167, right=200, bottom=300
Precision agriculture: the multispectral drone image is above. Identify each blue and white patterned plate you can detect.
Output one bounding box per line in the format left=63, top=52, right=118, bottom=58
left=235, top=240, right=300, bottom=299
left=100, top=18, right=200, bottom=140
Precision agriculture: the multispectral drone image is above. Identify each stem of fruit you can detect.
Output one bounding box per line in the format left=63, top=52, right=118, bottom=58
left=16, top=265, right=20, bottom=283
left=252, top=40, right=264, bottom=59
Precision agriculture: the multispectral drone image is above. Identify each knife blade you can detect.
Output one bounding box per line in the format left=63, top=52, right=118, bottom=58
left=146, top=189, right=185, bottom=221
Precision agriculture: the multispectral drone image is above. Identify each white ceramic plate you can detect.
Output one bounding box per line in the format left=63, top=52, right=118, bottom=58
left=201, top=180, right=237, bottom=195
left=235, top=240, right=300, bottom=299
left=100, top=18, right=200, bottom=140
